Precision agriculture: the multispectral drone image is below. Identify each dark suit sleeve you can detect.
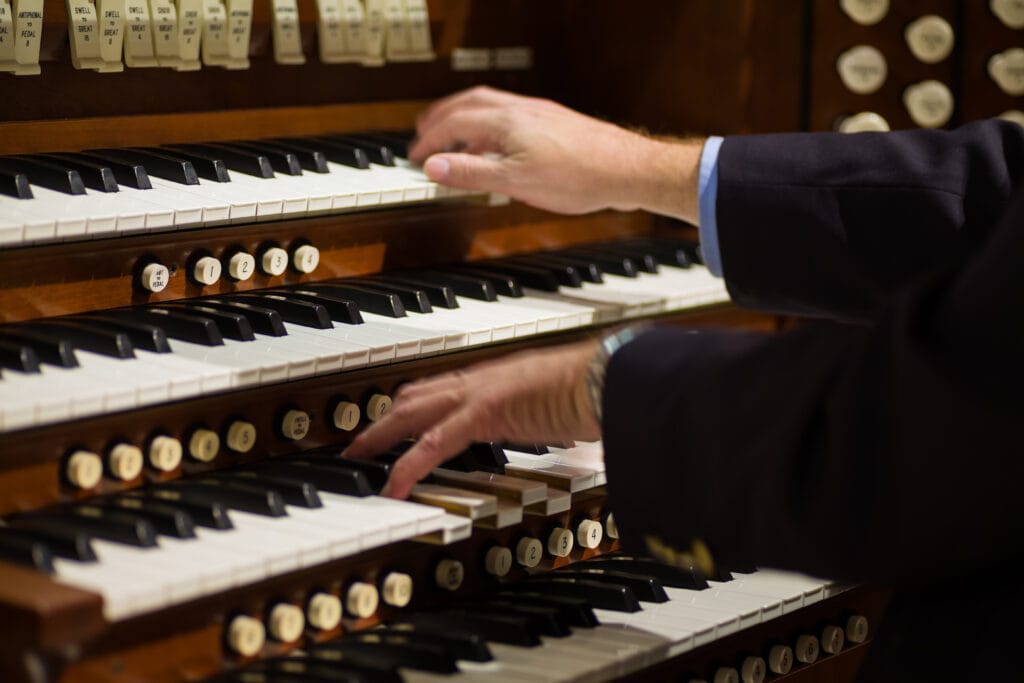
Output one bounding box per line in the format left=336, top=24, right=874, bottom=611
left=601, top=132, right=1024, bottom=586
left=716, top=120, right=1024, bottom=320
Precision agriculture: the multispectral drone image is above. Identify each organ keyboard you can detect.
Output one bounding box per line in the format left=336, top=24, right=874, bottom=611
left=0, top=2, right=896, bottom=681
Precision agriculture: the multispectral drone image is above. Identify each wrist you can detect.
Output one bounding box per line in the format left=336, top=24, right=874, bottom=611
left=584, top=324, right=653, bottom=424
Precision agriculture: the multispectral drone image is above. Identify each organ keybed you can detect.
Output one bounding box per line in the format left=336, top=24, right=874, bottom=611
left=5, top=0, right=1018, bottom=681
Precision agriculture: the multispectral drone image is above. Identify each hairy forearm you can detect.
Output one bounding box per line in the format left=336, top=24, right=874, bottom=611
left=607, top=135, right=704, bottom=225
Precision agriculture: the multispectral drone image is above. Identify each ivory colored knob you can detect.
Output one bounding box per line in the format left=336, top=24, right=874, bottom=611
left=836, top=45, right=888, bottom=95
left=604, top=512, right=619, bottom=540
left=267, top=603, right=304, bottom=642
left=821, top=625, right=845, bottom=654
left=260, top=247, right=289, bottom=276
left=712, top=667, right=739, bottom=683
left=992, top=0, right=1024, bottom=29
left=434, top=559, right=464, bottom=591
left=840, top=0, right=889, bottom=25
left=768, top=645, right=793, bottom=675
left=1000, top=110, right=1024, bottom=127
left=546, top=527, right=574, bottom=557
left=107, top=443, right=144, bottom=481
left=989, top=48, right=1024, bottom=96
left=515, top=537, right=543, bottom=567
left=281, top=409, right=310, bottom=441
left=381, top=572, right=414, bottom=607
left=226, top=615, right=265, bottom=656
left=345, top=582, right=380, bottom=618
left=904, top=15, right=954, bottom=64
left=227, top=252, right=256, bottom=281
left=365, top=394, right=392, bottom=422
left=139, top=263, right=170, bottom=293
left=148, top=436, right=183, bottom=472
left=795, top=634, right=820, bottom=663
left=484, top=546, right=513, bottom=577
left=740, top=656, right=765, bottom=683
left=192, top=255, right=222, bottom=286
left=66, top=450, right=103, bottom=489
left=903, top=80, right=954, bottom=128
left=838, top=111, right=890, bottom=133
left=306, top=592, right=342, bottom=631
left=576, top=519, right=603, bottom=549
left=225, top=420, right=257, bottom=453
left=332, top=401, right=361, bottom=431
left=292, top=244, right=320, bottom=274
left=188, top=428, right=220, bottom=462
left=846, top=614, right=869, bottom=643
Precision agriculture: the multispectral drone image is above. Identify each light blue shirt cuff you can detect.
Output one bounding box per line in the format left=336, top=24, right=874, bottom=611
left=697, top=136, right=724, bottom=278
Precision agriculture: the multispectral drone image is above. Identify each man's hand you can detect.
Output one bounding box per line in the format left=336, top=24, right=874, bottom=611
left=410, top=86, right=704, bottom=223
left=343, top=340, right=601, bottom=499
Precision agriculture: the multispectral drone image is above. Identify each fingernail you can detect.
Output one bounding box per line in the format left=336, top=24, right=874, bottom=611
left=424, top=156, right=450, bottom=180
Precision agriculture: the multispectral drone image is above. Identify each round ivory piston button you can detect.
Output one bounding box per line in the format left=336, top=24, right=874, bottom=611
left=225, top=420, right=257, bottom=453
left=846, top=614, right=870, bottom=643
left=515, top=537, right=543, bottom=567
left=837, top=45, right=888, bottom=94
left=905, top=15, right=954, bottom=64
left=712, top=667, right=739, bottom=683
left=484, top=546, right=513, bottom=576
left=66, top=450, right=103, bottom=489
left=576, top=519, right=603, bottom=549
left=226, top=615, right=265, bottom=656
left=193, top=256, right=222, bottom=285
left=740, top=656, right=766, bottom=683
left=1000, top=110, right=1024, bottom=127
left=260, top=247, right=289, bottom=276
left=381, top=572, right=414, bottom=607
left=795, top=634, right=820, bottom=663
left=281, top=410, right=310, bottom=441
left=838, top=111, right=890, bottom=133
left=292, top=245, right=320, bottom=273
left=546, top=527, right=574, bottom=557
left=903, top=80, right=954, bottom=128
left=227, top=252, right=256, bottom=281
left=188, top=429, right=220, bottom=462
left=365, top=394, right=392, bottom=422
left=346, top=582, right=380, bottom=618
left=821, top=625, right=845, bottom=654
left=840, top=0, right=889, bottom=25
left=306, top=593, right=342, bottom=631
left=434, top=559, right=464, bottom=591
left=139, top=263, right=170, bottom=293
left=989, top=48, right=1024, bottom=96
left=991, top=0, right=1024, bottom=29
left=108, top=444, right=144, bottom=481
left=332, top=401, right=360, bottom=431
left=268, top=604, right=304, bottom=642
left=768, top=645, right=793, bottom=674
left=148, top=436, right=183, bottom=471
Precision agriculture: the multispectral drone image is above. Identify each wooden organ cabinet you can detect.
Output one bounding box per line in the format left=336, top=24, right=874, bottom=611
left=0, top=1, right=1016, bottom=682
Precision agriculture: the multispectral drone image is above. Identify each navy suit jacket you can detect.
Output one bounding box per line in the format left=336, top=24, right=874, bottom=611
left=602, top=120, right=1024, bottom=681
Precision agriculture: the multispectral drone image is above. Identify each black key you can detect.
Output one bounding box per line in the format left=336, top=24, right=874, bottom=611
left=224, top=141, right=302, bottom=175
left=85, top=148, right=198, bottom=185
left=329, top=635, right=458, bottom=673
left=501, top=443, right=549, bottom=455
left=245, top=461, right=373, bottom=498
left=401, top=610, right=541, bottom=647
left=0, top=166, right=32, bottom=198
left=103, top=308, right=224, bottom=346
left=20, top=320, right=135, bottom=359
left=161, top=303, right=255, bottom=341
left=376, top=625, right=491, bottom=662
left=325, top=135, right=395, bottom=166
left=172, top=143, right=273, bottom=178
left=515, top=253, right=603, bottom=283
left=0, top=338, right=40, bottom=372
left=300, top=284, right=405, bottom=318
left=151, top=480, right=287, bottom=517
left=300, top=455, right=390, bottom=493
left=411, top=270, right=497, bottom=301
left=93, top=497, right=197, bottom=539
left=286, top=137, right=369, bottom=169
left=456, top=600, right=571, bottom=637
left=75, top=314, right=172, bottom=353
left=550, top=569, right=669, bottom=602
left=132, top=490, right=233, bottom=529
left=259, top=139, right=330, bottom=173
left=620, top=238, right=693, bottom=268
left=354, top=132, right=410, bottom=159
left=34, top=153, right=119, bottom=192
left=0, top=157, right=85, bottom=195
left=1, top=522, right=96, bottom=562
left=188, top=300, right=288, bottom=337
left=591, top=243, right=659, bottom=273
left=468, top=442, right=508, bottom=472
left=67, top=152, right=151, bottom=190
left=570, top=556, right=709, bottom=590
left=273, top=289, right=364, bottom=324
left=0, top=329, right=78, bottom=367
left=156, top=145, right=231, bottom=182
left=13, top=507, right=158, bottom=548
left=561, top=248, right=638, bottom=277
left=503, top=577, right=642, bottom=612
left=377, top=274, right=459, bottom=308
left=490, top=591, right=599, bottom=628
left=232, top=293, right=333, bottom=329
left=256, top=658, right=401, bottom=683
left=204, top=470, right=322, bottom=508
left=0, top=528, right=55, bottom=573
left=491, top=259, right=582, bottom=289
left=455, top=267, right=524, bottom=297
left=342, top=279, right=433, bottom=314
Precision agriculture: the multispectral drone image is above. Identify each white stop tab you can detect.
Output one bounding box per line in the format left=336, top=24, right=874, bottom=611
left=1, top=0, right=44, bottom=75
left=148, top=0, right=179, bottom=67
left=174, top=0, right=201, bottom=70
left=223, top=0, right=251, bottom=67
left=0, top=1, right=14, bottom=66
left=67, top=0, right=104, bottom=69
left=124, top=0, right=159, bottom=67
left=271, top=0, right=303, bottom=64
left=362, top=0, right=385, bottom=65
left=96, top=0, right=126, bottom=71
left=200, top=0, right=227, bottom=66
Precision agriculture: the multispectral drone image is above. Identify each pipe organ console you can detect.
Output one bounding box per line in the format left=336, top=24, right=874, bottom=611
left=3, top=0, right=1015, bottom=681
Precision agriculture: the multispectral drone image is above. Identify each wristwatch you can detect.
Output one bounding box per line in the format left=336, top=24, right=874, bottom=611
left=585, top=324, right=651, bottom=423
